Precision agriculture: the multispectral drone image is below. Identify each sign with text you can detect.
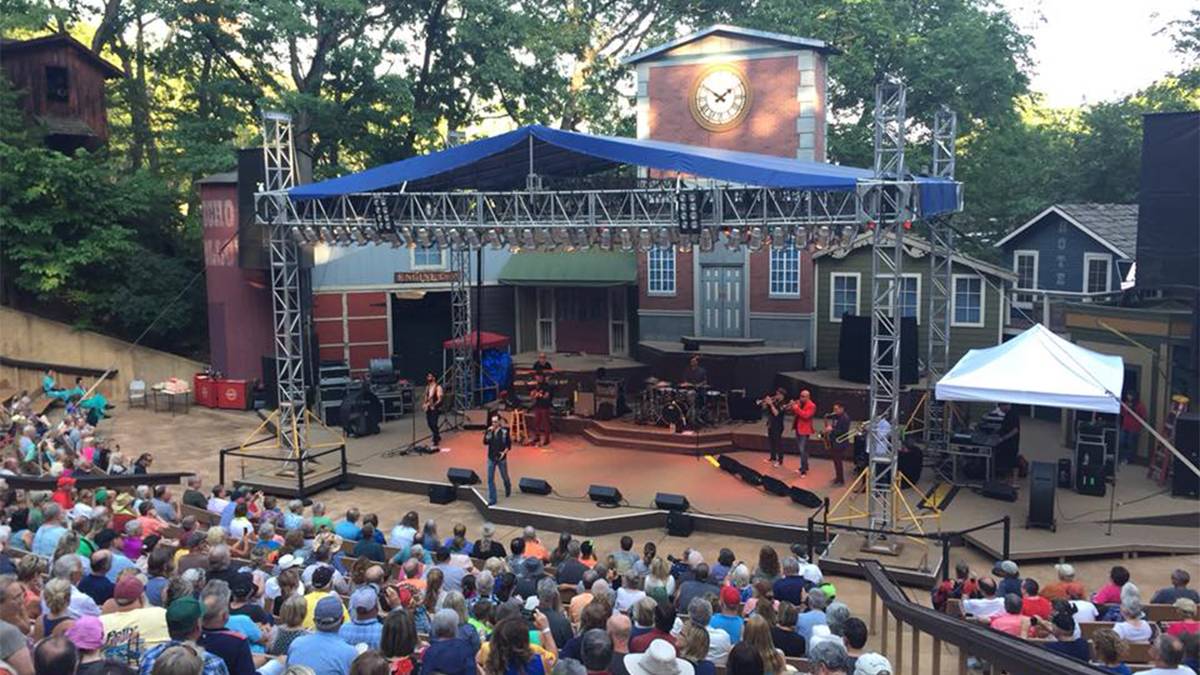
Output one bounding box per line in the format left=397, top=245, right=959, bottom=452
left=394, top=271, right=459, bottom=284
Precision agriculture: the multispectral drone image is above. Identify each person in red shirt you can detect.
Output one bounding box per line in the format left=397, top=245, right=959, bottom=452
left=990, top=594, right=1032, bottom=637
left=51, top=476, right=76, bottom=510
left=1021, top=578, right=1053, bottom=619
left=628, top=602, right=677, bottom=653
left=1042, top=563, right=1087, bottom=602
left=789, top=390, right=817, bottom=477
left=1119, top=391, right=1147, bottom=464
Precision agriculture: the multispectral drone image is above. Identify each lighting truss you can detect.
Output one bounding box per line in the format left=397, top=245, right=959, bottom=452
left=926, top=106, right=958, bottom=473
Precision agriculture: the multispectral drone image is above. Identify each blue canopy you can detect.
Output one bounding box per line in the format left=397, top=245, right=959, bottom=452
left=290, top=124, right=960, bottom=216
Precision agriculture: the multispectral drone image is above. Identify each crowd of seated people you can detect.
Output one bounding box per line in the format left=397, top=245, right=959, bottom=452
left=934, top=558, right=1200, bottom=673
left=0, top=469, right=898, bottom=675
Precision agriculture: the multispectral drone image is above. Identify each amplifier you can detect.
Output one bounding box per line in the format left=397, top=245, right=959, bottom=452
left=595, top=379, right=621, bottom=398
left=575, top=392, right=595, bottom=418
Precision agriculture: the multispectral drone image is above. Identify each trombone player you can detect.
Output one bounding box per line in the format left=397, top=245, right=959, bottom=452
left=760, top=387, right=787, bottom=467
left=825, top=401, right=852, bottom=486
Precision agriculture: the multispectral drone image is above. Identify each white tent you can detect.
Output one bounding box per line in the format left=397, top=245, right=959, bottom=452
left=935, top=324, right=1124, bottom=413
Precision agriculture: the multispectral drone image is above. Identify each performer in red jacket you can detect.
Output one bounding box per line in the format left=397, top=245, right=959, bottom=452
left=790, top=390, right=817, bottom=477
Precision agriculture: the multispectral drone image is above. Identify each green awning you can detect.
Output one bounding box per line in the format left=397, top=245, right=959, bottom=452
left=498, top=251, right=637, bottom=287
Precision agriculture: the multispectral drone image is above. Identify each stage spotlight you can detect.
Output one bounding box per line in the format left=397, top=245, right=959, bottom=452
left=654, top=493, right=690, bottom=511
left=351, top=229, right=367, bottom=245
left=395, top=226, right=413, bottom=247
left=699, top=227, right=715, bottom=252
left=289, top=228, right=305, bottom=243
left=519, top=477, right=552, bottom=495
left=815, top=225, right=832, bottom=248
left=761, top=475, right=789, bottom=496
left=794, top=226, right=808, bottom=249
left=520, top=228, right=536, bottom=250
left=717, top=455, right=741, bottom=474
left=619, top=228, right=634, bottom=252
left=447, top=228, right=464, bottom=250
left=599, top=227, right=613, bottom=251
left=432, top=228, right=448, bottom=249
left=655, top=226, right=672, bottom=249
left=724, top=227, right=742, bottom=251
left=465, top=228, right=481, bottom=248
left=839, top=225, right=856, bottom=249
left=677, top=236, right=693, bottom=253
left=484, top=228, right=501, bottom=249
left=447, top=468, right=480, bottom=486
left=416, top=227, right=431, bottom=248
left=748, top=226, right=764, bottom=252
left=771, top=226, right=787, bottom=250
left=637, top=227, right=653, bottom=252
left=588, top=485, right=623, bottom=506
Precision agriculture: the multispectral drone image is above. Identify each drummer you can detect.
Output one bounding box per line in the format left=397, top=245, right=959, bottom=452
left=680, top=355, right=708, bottom=388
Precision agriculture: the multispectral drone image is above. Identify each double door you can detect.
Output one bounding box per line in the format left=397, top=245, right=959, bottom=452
left=700, top=264, right=744, bottom=338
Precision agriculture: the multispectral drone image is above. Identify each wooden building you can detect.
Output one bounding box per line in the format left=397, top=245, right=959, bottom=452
left=0, top=34, right=122, bottom=152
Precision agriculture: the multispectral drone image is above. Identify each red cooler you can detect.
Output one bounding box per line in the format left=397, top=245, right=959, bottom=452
left=216, top=379, right=248, bottom=410
left=193, top=375, right=215, bottom=408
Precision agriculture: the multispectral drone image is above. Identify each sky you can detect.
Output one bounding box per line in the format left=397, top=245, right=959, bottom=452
left=999, top=0, right=1194, bottom=107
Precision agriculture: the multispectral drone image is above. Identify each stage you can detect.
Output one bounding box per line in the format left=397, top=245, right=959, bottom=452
left=233, top=411, right=1200, bottom=584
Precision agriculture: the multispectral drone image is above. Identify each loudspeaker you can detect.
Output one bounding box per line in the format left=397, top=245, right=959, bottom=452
left=666, top=511, right=695, bottom=536
left=1077, top=464, right=1106, bottom=497
left=575, top=392, right=595, bottom=418
left=1057, top=458, right=1073, bottom=489
left=1136, top=111, right=1199, bottom=290
left=1027, top=461, right=1056, bottom=531
left=1172, top=413, right=1199, bottom=499
left=737, top=466, right=763, bottom=487
left=463, top=408, right=489, bottom=429
left=981, top=481, right=1018, bottom=502
left=588, top=485, right=623, bottom=506
left=761, top=475, right=789, bottom=496
left=838, top=315, right=918, bottom=385
left=655, top=493, right=690, bottom=511
left=596, top=401, right=616, bottom=421
left=727, top=390, right=760, bottom=422
left=519, top=477, right=552, bottom=496
left=447, top=468, right=480, bottom=486
left=428, top=484, right=456, bottom=504
left=789, top=486, right=824, bottom=508
left=717, top=455, right=741, bottom=474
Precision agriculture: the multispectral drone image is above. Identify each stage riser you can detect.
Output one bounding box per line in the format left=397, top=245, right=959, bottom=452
left=777, top=372, right=925, bottom=423
left=636, top=343, right=806, bottom=395
left=581, top=429, right=731, bottom=455
left=562, top=417, right=842, bottom=458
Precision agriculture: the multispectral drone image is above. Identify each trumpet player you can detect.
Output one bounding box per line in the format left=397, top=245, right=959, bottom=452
left=761, top=387, right=787, bottom=467
left=826, top=401, right=851, bottom=485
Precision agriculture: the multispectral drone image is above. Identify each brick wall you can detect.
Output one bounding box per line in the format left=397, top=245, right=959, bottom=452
left=747, top=248, right=815, bottom=314
left=636, top=249, right=694, bottom=310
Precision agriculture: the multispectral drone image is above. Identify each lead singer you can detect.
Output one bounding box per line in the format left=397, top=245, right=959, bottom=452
left=484, top=414, right=512, bottom=506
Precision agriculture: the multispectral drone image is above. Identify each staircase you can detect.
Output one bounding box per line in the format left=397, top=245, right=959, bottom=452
left=578, top=419, right=735, bottom=455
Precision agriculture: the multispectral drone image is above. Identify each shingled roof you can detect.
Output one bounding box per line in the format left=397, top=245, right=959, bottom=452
left=995, top=203, right=1139, bottom=258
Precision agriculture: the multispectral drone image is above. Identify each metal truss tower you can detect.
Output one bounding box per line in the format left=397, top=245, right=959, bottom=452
left=447, top=246, right=473, bottom=424
left=262, top=111, right=308, bottom=457
left=864, top=76, right=909, bottom=550
left=925, top=106, right=958, bottom=464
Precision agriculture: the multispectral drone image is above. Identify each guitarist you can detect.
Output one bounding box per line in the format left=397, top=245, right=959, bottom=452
left=483, top=413, right=512, bottom=506
left=423, top=372, right=444, bottom=449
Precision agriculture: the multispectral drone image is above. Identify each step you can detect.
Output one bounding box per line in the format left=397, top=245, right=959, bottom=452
left=580, top=427, right=733, bottom=454
left=588, top=421, right=730, bottom=443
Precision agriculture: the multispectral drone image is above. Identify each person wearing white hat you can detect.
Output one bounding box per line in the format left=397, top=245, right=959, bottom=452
left=853, top=653, right=892, bottom=675
left=624, top=639, right=694, bottom=675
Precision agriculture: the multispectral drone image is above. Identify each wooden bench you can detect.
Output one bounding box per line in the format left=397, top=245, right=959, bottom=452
left=1079, top=622, right=1115, bottom=640
left=1143, top=603, right=1183, bottom=622
left=181, top=504, right=219, bottom=528
left=30, top=395, right=55, bottom=417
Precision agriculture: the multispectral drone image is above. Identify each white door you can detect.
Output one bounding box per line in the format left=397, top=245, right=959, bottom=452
left=536, top=288, right=555, bottom=352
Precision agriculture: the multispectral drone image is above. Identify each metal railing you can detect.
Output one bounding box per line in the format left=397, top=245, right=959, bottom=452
left=806, top=498, right=1011, bottom=581
left=1008, top=289, right=1124, bottom=331
left=861, top=559, right=1108, bottom=674
left=218, top=437, right=348, bottom=498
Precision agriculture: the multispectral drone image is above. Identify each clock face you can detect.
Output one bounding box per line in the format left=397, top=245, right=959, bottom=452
left=690, top=65, right=750, bottom=131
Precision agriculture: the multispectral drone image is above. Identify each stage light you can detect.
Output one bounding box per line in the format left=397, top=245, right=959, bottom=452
left=571, top=228, right=592, bottom=250
left=794, top=226, right=808, bottom=249
left=351, top=229, right=367, bottom=245
left=290, top=228, right=305, bottom=243
left=699, top=227, right=715, bottom=252
left=534, top=228, right=553, bottom=250
left=520, top=228, right=536, bottom=250
left=655, top=227, right=672, bottom=249
left=335, top=227, right=353, bottom=245
left=484, top=229, right=501, bottom=249
left=637, top=227, right=653, bottom=252
left=588, top=485, right=623, bottom=506
left=816, top=225, right=832, bottom=248
left=447, top=228, right=464, bottom=250
left=447, top=467, right=480, bottom=485
left=771, top=226, right=787, bottom=250
left=519, top=477, right=552, bottom=495
left=303, top=226, right=319, bottom=242
left=432, top=228, right=448, bottom=249
left=748, top=226, right=764, bottom=252
left=599, top=227, right=613, bottom=251
left=465, top=228, right=481, bottom=248
left=416, top=227, right=432, bottom=248
left=840, top=225, right=856, bottom=248
left=396, top=226, right=413, bottom=247
left=619, top=228, right=634, bottom=252
left=677, top=236, right=693, bottom=253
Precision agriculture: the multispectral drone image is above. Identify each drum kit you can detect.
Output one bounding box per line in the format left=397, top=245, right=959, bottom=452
left=636, top=378, right=728, bottom=430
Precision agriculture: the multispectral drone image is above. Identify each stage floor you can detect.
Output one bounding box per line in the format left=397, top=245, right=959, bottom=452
left=240, top=412, right=1199, bottom=564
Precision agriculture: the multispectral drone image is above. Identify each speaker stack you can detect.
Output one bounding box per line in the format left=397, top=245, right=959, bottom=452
left=1027, top=461, right=1056, bottom=531
left=1172, top=413, right=1200, bottom=499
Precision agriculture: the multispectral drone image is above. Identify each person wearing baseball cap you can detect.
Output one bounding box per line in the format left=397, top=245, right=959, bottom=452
left=286, top=596, right=357, bottom=675
left=1167, top=598, right=1200, bottom=636
left=852, top=652, right=893, bottom=675
left=338, top=586, right=383, bottom=650
left=301, top=565, right=348, bottom=629
left=101, top=575, right=170, bottom=648
left=138, top=597, right=227, bottom=675
left=710, top=585, right=745, bottom=644
left=65, top=616, right=109, bottom=675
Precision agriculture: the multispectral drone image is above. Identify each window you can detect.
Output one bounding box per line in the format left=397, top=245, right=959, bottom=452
left=829, top=273, right=860, bottom=322
left=769, top=247, right=801, bottom=297
left=1013, top=250, right=1038, bottom=307
left=895, top=274, right=920, bottom=323
left=1084, top=253, right=1112, bottom=294
left=412, top=244, right=444, bottom=268
left=647, top=246, right=676, bottom=295
left=45, top=66, right=69, bottom=102
left=952, top=275, right=985, bottom=327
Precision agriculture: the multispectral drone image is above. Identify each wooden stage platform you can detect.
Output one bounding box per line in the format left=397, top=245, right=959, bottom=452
left=233, top=412, right=1199, bottom=580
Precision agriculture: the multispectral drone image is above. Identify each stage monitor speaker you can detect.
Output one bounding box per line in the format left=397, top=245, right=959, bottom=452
left=717, top=455, right=741, bottom=474
left=1057, top=458, right=1073, bottom=489
left=789, top=486, right=824, bottom=509
left=838, top=315, right=918, bottom=384
left=519, top=477, right=552, bottom=496
left=667, top=511, right=695, bottom=536
left=588, top=485, right=623, bottom=506
left=447, top=468, right=480, bottom=486
left=575, top=392, right=595, bottom=418
left=737, top=466, right=763, bottom=487
left=463, top=408, right=489, bottom=429
left=1027, top=461, right=1056, bottom=531
left=428, top=484, right=456, bottom=504
left=761, top=475, right=789, bottom=497
left=981, top=481, right=1018, bottom=502
left=1171, top=413, right=1199, bottom=498
left=655, top=493, right=690, bottom=511
left=1077, top=465, right=1106, bottom=497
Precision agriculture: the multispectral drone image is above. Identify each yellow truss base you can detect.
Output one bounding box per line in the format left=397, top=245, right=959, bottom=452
left=824, top=464, right=943, bottom=550
left=239, top=408, right=345, bottom=478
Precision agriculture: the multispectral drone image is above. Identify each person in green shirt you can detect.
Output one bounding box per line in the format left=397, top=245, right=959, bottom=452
left=310, top=502, right=333, bottom=531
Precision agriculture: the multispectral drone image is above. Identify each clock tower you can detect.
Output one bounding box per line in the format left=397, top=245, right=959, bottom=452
left=625, top=24, right=834, bottom=161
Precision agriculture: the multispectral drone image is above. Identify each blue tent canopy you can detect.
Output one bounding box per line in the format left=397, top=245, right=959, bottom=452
left=289, top=124, right=960, bottom=217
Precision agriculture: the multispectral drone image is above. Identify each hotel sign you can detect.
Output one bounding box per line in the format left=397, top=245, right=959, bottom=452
left=394, top=271, right=460, bottom=284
